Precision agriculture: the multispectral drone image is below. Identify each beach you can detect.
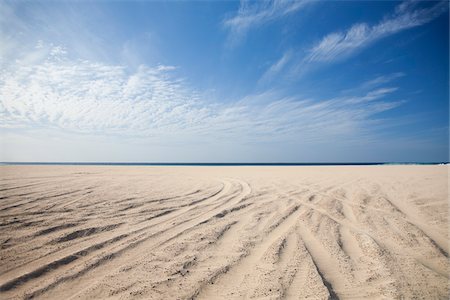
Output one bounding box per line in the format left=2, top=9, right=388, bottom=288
left=0, top=165, right=448, bottom=299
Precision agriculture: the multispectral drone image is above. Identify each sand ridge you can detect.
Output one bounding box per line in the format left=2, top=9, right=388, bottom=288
left=0, top=165, right=448, bottom=299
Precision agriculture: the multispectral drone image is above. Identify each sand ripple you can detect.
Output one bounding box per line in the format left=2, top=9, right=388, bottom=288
left=0, top=165, right=448, bottom=299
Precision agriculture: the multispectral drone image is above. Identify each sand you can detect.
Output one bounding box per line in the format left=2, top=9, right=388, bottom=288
left=0, top=165, right=448, bottom=299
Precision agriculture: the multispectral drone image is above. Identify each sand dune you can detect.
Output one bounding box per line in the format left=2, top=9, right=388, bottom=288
left=0, top=165, right=448, bottom=299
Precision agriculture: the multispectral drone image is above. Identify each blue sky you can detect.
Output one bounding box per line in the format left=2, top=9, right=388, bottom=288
left=0, top=0, right=448, bottom=162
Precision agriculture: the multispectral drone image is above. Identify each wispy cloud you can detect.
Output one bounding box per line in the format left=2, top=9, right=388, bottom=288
left=359, top=72, right=405, bottom=89
left=258, top=50, right=293, bottom=84
left=0, top=1, right=117, bottom=69
left=339, top=72, right=405, bottom=95
left=305, top=0, right=447, bottom=63
left=1, top=44, right=405, bottom=147
left=224, top=0, right=313, bottom=46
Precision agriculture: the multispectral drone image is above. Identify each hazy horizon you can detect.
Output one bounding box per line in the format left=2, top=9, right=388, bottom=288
left=1, top=0, right=448, bottom=162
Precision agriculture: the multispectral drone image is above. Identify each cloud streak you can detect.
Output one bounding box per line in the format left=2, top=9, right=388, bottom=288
left=224, top=0, right=312, bottom=45
left=258, top=50, right=293, bottom=84
left=305, top=0, right=447, bottom=63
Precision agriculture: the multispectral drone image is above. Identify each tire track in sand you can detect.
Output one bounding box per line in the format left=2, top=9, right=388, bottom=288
left=18, top=179, right=251, bottom=299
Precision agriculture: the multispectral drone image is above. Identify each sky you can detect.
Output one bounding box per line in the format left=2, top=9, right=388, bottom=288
left=0, top=0, right=448, bottom=163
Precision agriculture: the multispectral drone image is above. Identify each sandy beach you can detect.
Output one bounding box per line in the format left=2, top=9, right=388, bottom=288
left=0, top=165, right=448, bottom=299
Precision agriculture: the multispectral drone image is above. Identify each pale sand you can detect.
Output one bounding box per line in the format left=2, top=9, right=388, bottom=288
left=0, top=165, right=448, bottom=299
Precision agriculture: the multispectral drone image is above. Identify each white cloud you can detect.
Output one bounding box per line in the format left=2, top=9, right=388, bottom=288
left=0, top=45, right=405, bottom=149
left=0, top=1, right=116, bottom=69
left=305, top=0, right=447, bottom=63
left=359, top=72, right=405, bottom=89
left=259, top=51, right=293, bottom=84
left=339, top=72, right=405, bottom=96
left=224, top=0, right=313, bottom=45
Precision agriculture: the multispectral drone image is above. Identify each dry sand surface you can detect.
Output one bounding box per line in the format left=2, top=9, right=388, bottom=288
left=0, top=165, right=448, bottom=299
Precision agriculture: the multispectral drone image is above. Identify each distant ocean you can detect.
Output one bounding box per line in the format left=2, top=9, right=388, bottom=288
left=1, top=162, right=447, bottom=166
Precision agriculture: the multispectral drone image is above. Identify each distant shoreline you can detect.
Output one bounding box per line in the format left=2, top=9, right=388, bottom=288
left=1, top=162, right=448, bottom=166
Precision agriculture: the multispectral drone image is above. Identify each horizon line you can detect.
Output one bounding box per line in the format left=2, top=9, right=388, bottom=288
left=1, top=162, right=448, bottom=166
